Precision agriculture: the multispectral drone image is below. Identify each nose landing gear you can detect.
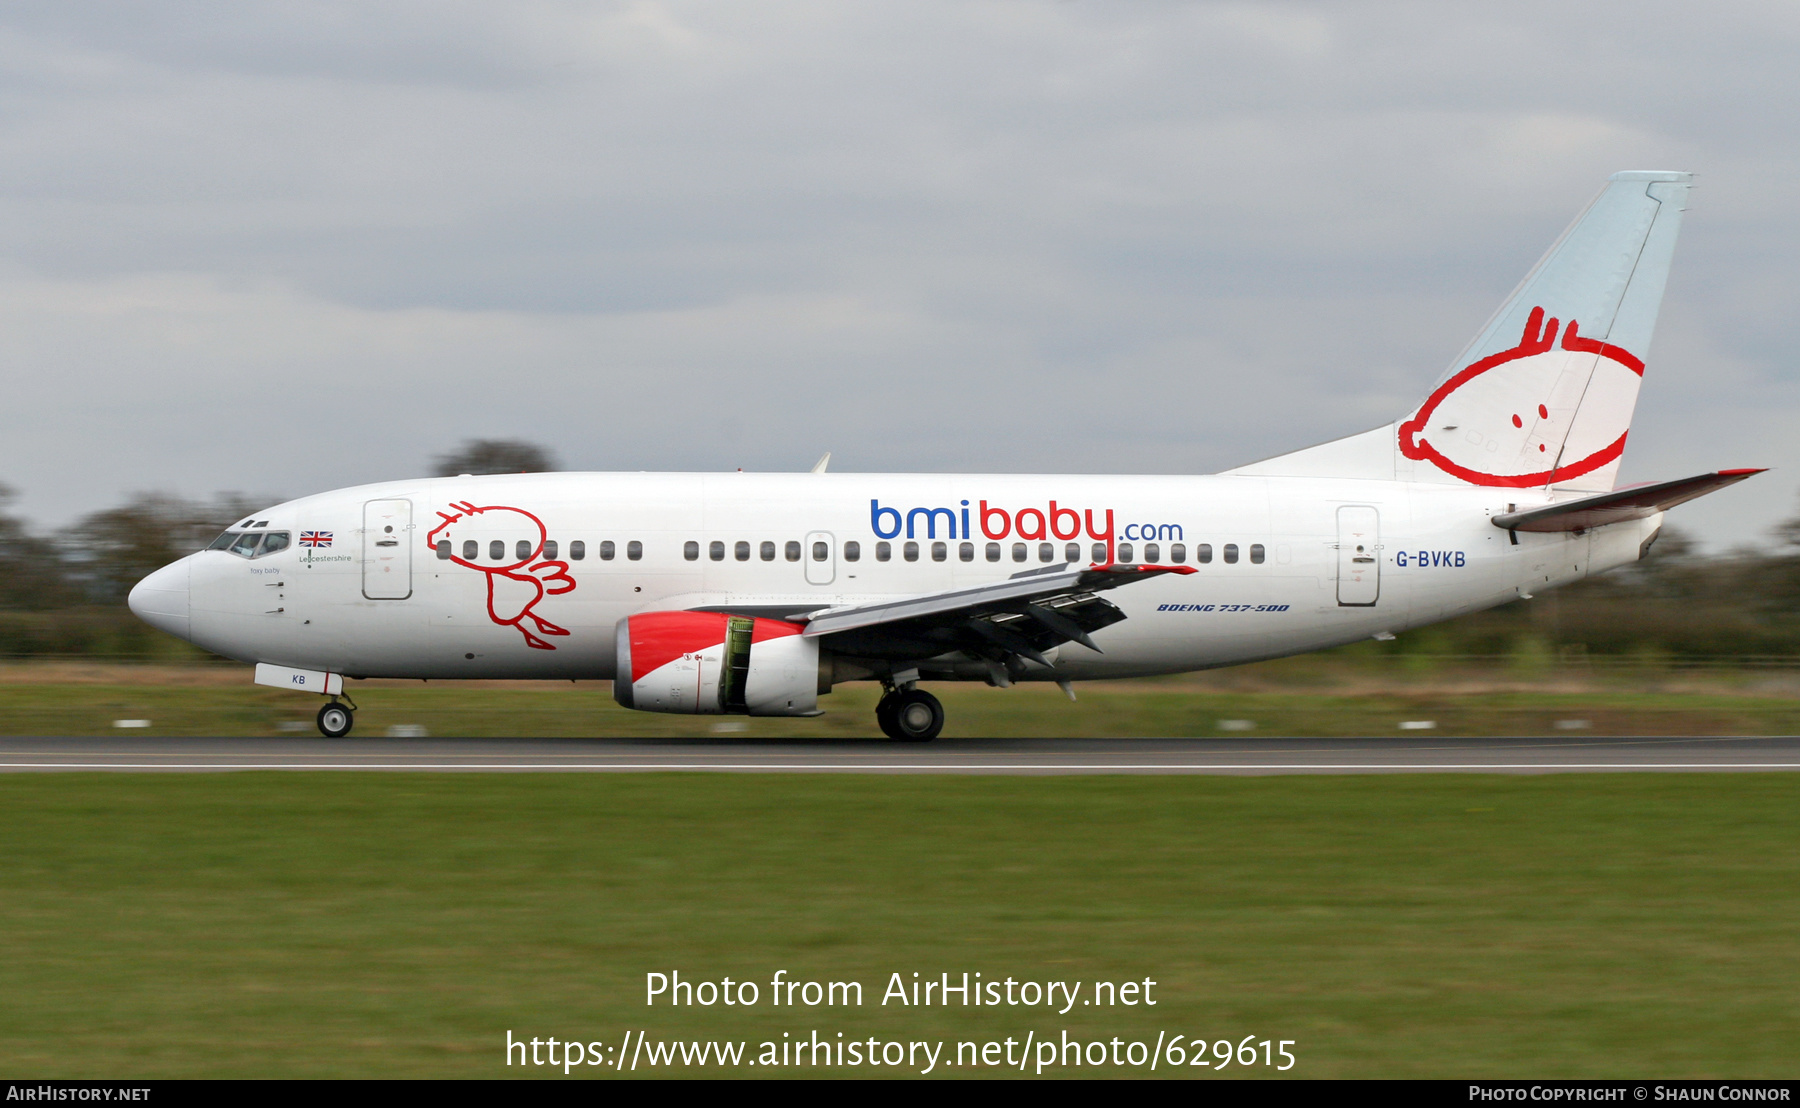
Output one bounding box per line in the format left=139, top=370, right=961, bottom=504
left=316, top=700, right=355, bottom=738
left=876, top=686, right=944, bottom=742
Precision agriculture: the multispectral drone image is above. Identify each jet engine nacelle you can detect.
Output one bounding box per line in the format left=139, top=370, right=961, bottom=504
left=614, top=611, right=821, bottom=716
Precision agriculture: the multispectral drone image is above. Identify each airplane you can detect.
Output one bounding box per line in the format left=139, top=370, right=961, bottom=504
left=128, top=170, right=1761, bottom=741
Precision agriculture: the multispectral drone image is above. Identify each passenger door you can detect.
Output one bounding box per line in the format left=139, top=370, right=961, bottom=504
left=363, top=499, right=413, bottom=600
left=1336, top=505, right=1380, bottom=607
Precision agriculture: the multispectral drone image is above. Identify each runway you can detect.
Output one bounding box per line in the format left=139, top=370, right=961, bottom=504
left=0, top=734, right=1798, bottom=773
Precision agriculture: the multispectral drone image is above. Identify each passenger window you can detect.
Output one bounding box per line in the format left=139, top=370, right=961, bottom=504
left=1092, top=542, right=1107, bottom=563
left=986, top=542, right=1001, bottom=562
left=875, top=542, right=891, bottom=562
left=1170, top=543, right=1186, bottom=563
left=1144, top=542, right=1160, bottom=563
left=627, top=541, right=642, bottom=561
left=761, top=541, right=777, bottom=561
left=208, top=531, right=237, bottom=551
left=488, top=540, right=504, bottom=561
left=259, top=532, right=290, bottom=556
left=735, top=541, right=751, bottom=562
left=785, top=541, right=801, bottom=562
left=229, top=532, right=262, bottom=557
left=1039, top=542, right=1054, bottom=562
left=1197, top=543, right=1213, bottom=564
left=598, top=541, right=614, bottom=561
left=1012, top=543, right=1027, bottom=563
left=684, top=541, right=699, bottom=561
left=709, top=541, right=725, bottom=561
left=463, top=540, right=478, bottom=560
left=1065, top=543, right=1080, bottom=563
left=959, top=542, right=974, bottom=562
left=904, top=541, right=919, bottom=562
left=516, top=540, right=532, bottom=561
left=570, top=540, right=586, bottom=561
left=435, top=540, right=451, bottom=560
left=1250, top=543, right=1265, bottom=565
left=812, top=541, right=829, bottom=561
left=543, top=540, right=558, bottom=560
left=932, top=541, right=947, bottom=562
left=1223, top=543, right=1239, bottom=564
left=844, top=541, right=860, bottom=562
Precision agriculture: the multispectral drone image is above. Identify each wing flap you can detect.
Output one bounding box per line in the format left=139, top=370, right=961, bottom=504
left=799, top=563, right=1193, bottom=638
left=797, top=563, right=1194, bottom=670
left=1491, top=468, right=1764, bottom=533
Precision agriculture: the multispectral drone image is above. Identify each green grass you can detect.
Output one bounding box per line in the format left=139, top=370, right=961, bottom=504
left=4, top=677, right=1800, bottom=738
left=0, top=773, right=1797, bottom=1077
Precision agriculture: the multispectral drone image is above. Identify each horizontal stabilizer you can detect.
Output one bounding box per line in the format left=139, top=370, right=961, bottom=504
left=1491, top=469, right=1764, bottom=533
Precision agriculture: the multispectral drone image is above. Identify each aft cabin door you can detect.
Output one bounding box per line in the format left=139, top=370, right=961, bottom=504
left=1336, top=505, right=1380, bottom=607
left=363, top=498, right=413, bottom=600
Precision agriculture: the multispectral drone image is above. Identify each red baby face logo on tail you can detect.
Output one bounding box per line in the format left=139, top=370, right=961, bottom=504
left=426, top=502, right=577, bottom=650
left=1398, top=306, right=1645, bottom=488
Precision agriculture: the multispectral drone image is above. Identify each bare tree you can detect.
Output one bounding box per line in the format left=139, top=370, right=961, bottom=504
left=0, top=483, right=78, bottom=611
left=61, top=491, right=276, bottom=605
left=431, top=439, right=559, bottom=477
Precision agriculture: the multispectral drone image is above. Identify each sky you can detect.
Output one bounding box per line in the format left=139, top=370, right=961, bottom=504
left=0, top=1, right=1795, bottom=548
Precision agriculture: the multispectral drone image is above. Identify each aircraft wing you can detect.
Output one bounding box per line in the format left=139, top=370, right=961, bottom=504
left=1491, top=468, right=1765, bottom=533
left=796, top=563, right=1196, bottom=673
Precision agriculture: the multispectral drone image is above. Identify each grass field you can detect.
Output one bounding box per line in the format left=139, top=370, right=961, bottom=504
left=1, top=771, right=1797, bottom=1078
left=4, top=659, right=1800, bottom=738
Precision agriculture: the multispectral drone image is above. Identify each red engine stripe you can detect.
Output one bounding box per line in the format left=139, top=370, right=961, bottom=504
left=629, top=611, right=731, bottom=684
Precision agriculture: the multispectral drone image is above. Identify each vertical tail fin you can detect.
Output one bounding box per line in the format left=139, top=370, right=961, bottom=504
left=1397, top=170, right=1690, bottom=491
left=1229, top=171, right=1689, bottom=489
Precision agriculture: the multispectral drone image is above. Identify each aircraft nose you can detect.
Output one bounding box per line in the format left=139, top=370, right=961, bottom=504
left=127, top=559, right=191, bottom=640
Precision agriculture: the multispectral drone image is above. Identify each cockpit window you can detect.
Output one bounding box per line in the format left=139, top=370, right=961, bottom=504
left=212, top=530, right=291, bottom=558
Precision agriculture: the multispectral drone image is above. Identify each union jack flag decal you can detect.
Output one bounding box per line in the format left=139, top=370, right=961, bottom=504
left=299, top=531, right=333, bottom=548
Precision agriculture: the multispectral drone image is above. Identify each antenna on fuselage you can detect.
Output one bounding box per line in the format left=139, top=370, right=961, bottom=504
left=810, top=452, right=831, bottom=474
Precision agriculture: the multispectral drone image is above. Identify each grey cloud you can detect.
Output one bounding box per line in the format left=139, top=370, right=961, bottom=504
left=0, top=1, right=1792, bottom=548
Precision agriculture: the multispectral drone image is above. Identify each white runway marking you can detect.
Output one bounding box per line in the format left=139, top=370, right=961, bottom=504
left=5, top=762, right=1800, bottom=771
left=6, top=736, right=1800, bottom=773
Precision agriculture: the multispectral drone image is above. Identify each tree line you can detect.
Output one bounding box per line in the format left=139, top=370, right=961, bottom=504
left=0, top=440, right=557, bottom=658
left=0, top=439, right=1793, bottom=662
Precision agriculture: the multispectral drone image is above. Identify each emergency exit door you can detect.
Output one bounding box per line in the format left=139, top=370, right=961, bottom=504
left=363, top=498, right=413, bottom=600
left=1336, top=505, right=1380, bottom=607
left=804, top=531, right=835, bottom=586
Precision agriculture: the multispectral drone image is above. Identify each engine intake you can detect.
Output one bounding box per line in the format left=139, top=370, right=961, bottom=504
left=614, top=611, right=821, bottom=716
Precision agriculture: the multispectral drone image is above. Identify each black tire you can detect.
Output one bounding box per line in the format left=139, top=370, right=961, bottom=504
left=875, top=694, right=903, bottom=740
left=891, top=689, right=944, bottom=742
left=317, top=702, right=354, bottom=739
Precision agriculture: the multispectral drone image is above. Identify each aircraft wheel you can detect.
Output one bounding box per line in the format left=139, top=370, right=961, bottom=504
left=875, top=694, right=903, bottom=740
left=890, top=689, right=944, bottom=742
left=317, top=702, right=354, bottom=739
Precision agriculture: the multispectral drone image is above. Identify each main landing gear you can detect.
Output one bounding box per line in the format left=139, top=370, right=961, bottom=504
left=876, top=685, right=944, bottom=742
left=316, top=699, right=355, bottom=738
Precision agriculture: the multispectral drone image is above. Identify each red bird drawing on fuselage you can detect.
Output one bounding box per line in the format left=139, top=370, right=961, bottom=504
left=425, top=502, right=577, bottom=650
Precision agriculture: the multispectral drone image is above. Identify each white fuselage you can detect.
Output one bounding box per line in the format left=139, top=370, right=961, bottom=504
left=143, top=471, right=1656, bottom=684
